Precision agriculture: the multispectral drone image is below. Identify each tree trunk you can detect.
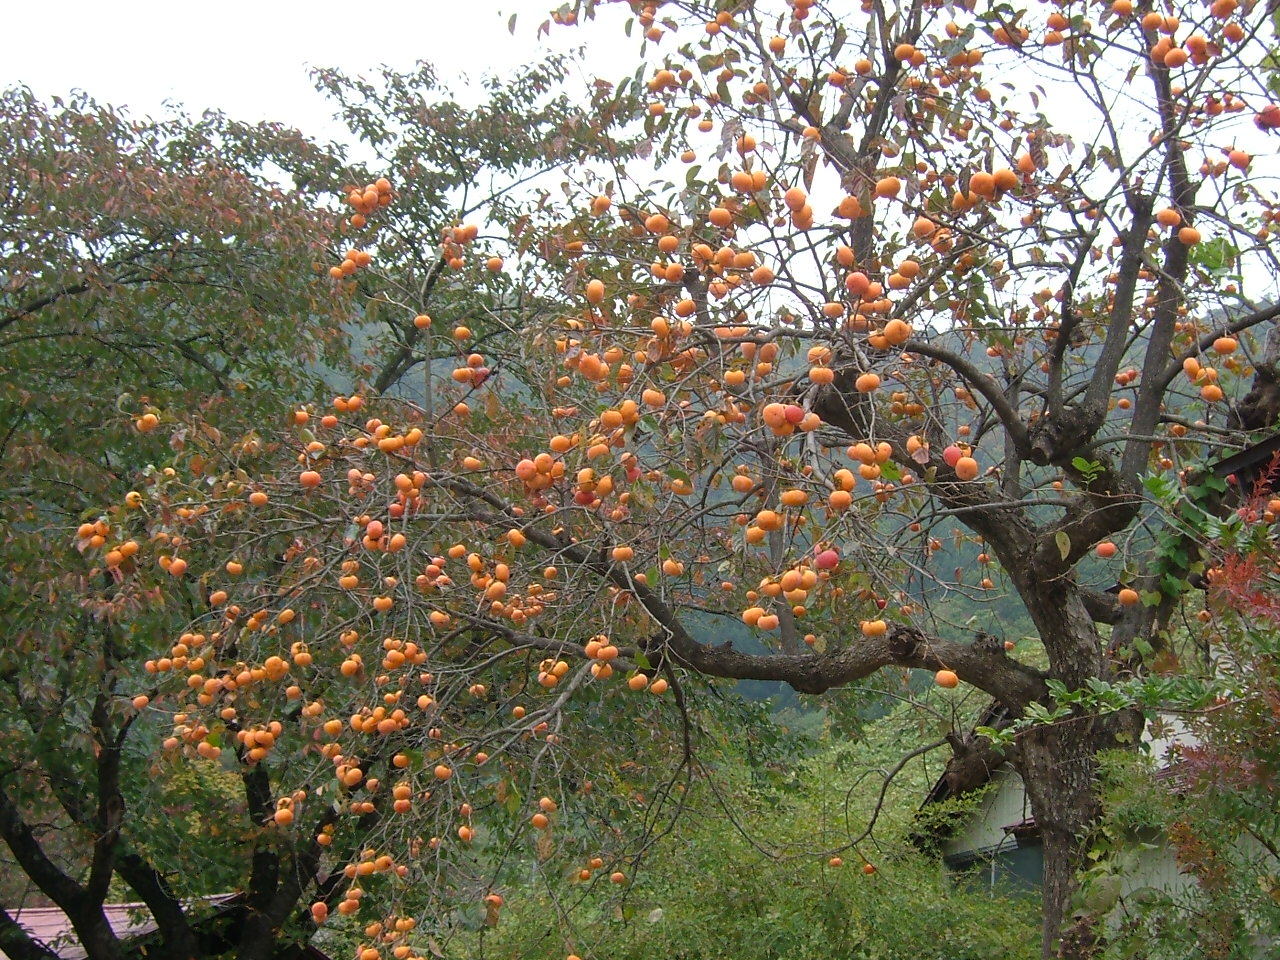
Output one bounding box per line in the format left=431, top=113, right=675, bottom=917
left=71, top=907, right=125, bottom=960
left=237, top=910, right=278, bottom=960
left=1017, top=722, right=1104, bottom=958
left=1013, top=582, right=1115, bottom=957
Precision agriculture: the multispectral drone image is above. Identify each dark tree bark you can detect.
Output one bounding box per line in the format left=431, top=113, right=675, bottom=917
left=1018, top=722, right=1105, bottom=960
left=235, top=759, right=346, bottom=960
left=0, top=791, right=122, bottom=960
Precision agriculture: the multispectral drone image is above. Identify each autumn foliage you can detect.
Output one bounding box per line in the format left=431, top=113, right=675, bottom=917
left=7, top=0, right=1280, bottom=957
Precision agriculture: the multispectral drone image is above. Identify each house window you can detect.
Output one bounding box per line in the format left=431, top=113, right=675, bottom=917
left=944, top=839, right=1043, bottom=898
left=993, top=838, right=1044, bottom=892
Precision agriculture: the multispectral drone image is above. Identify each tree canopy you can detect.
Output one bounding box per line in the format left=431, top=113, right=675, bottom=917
left=4, top=1, right=1280, bottom=958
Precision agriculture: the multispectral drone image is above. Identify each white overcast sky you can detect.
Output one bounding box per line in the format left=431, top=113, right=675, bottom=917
left=2, top=0, right=625, bottom=140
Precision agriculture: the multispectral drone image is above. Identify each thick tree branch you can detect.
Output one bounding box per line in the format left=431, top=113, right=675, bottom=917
left=1081, top=587, right=1123, bottom=625
left=2, top=670, right=200, bottom=958
left=0, top=790, right=123, bottom=960
left=0, top=790, right=87, bottom=913
left=904, top=338, right=1031, bottom=452
left=644, top=615, right=1048, bottom=711
left=265, top=804, right=341, bottom=931
left=943, top=727, right=1010, bottom=798
left=1032, top=502, right=1140, bottom=582
left=85, top=694, right=122, bottom=905
left=1121, top=55, right=1198, bottom=481
left=1031, top=202, right=1151, bottom=467
left=242, top=762, right=281, bottom=914
left=1047, top=229, right=1102, bottom=413
left=113, top=854, right=201, bottom=960
left=436, top=475, right=1047, bottom=711
left=0, top=282, right=93, bottom=332
left=1156, top=300, right=1280, bottom=398
left=1083, top=201, right=1154, bottom=419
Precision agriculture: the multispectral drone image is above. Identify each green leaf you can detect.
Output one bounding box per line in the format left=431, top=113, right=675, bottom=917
left=1188, top=236, right=1237, bottom=273
left=502, top=781, right=523, bottom=816
left=976, top=725, right=1014, bottom=745
left=1056, top=531, right=1072, bottom=561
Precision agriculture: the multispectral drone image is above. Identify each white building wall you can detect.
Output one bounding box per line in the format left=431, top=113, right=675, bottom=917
left=940, top=766, right=1033, bottom=859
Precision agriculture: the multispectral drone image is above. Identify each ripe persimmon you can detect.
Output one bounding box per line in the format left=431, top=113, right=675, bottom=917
left=874, top=175, right=901, bottom=198
left=969, top=171, right=996, bottom=198
left=883, top=318, right=912, bottom=345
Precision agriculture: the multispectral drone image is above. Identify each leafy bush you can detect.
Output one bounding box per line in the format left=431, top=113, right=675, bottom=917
left=455, top=711, right=1040, bottom=960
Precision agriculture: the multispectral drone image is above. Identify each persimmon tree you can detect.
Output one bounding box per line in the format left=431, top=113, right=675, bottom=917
left=49, top=1, right=1280, bottom=958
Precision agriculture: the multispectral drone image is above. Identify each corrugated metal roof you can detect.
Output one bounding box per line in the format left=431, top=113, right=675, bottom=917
left=0, top=895, right=237, bottom=960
